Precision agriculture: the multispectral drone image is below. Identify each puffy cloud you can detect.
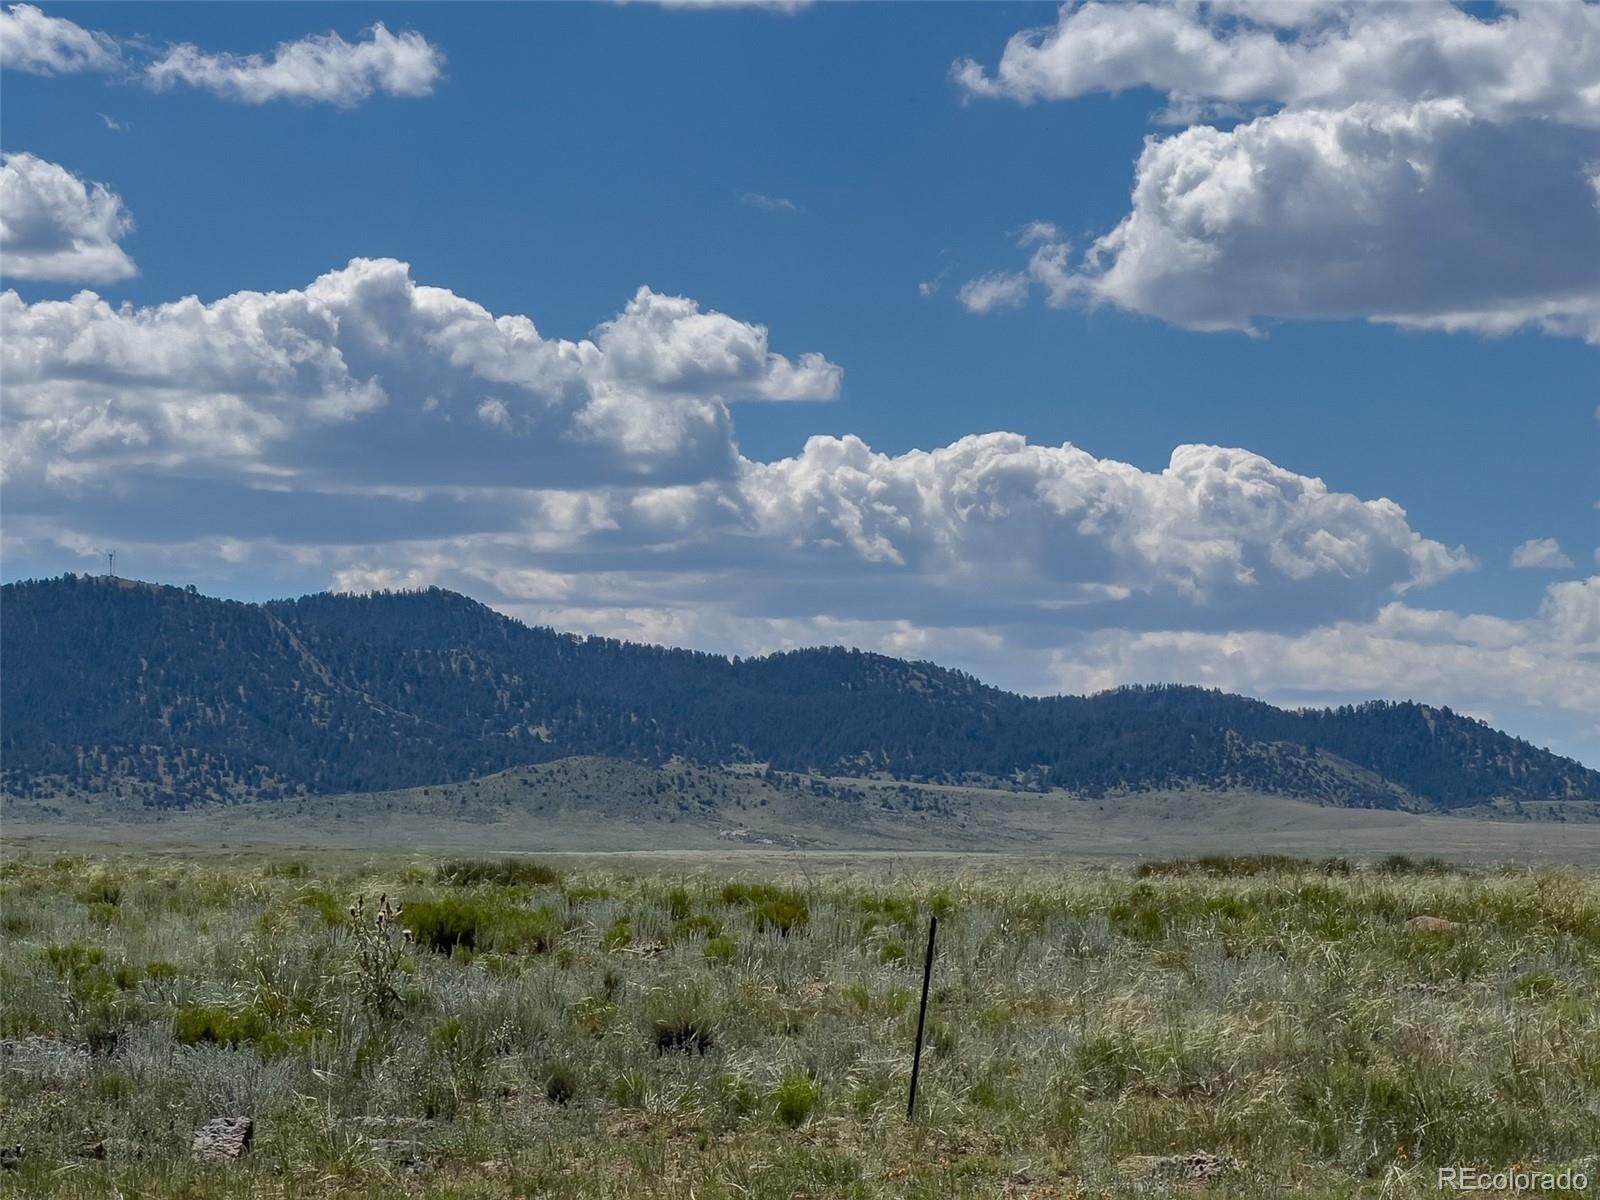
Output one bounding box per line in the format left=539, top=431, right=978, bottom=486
left=959, top=223, right=1076, bottom=313
left=0, top=8, right=443, bottom=109
left=145, top=22, right=443, bottom=105
left=1511, top=537, right=1575, bottom=569
left=962, top=236, right=1076, bottom=313
left=956, top=2, right=1600, bottom=343
left=955, top=1, right=1600, bottom=125
left=0, top=258, right=840, bottom=492
left=0, top=152, right=136, bottom=283
left=1543, top=576, right=1600, bottom=646
left=590, top=287, right=840, bottom=403
left=734, top=433, right=1469, bottom=627
left=1071, top=103, right=1600, bottom=337
left=0, top=3, right=118, bottom=75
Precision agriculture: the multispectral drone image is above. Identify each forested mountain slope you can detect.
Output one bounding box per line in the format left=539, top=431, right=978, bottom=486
left=3, top=574, right=1594, bottom=811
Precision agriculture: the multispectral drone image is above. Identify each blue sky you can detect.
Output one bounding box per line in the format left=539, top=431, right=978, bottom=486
left=2, top=1, right=1597, bottom=764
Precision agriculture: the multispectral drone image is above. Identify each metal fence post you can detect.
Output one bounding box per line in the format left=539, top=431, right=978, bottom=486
left=907, top=914, right=938, bottom=1120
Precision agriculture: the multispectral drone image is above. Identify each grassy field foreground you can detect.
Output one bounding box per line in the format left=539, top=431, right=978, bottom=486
left=1, top=850, right=1597, bottom=1198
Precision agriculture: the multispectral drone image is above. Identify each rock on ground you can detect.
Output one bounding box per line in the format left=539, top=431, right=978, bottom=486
left=192, top=1117, right=253, bottom=1162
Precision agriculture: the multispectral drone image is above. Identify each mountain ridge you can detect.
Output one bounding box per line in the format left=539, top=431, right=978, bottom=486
left=2, top=573, right=1594, bottom=813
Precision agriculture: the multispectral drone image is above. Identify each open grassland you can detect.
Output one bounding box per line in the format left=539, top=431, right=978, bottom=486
left=1, top=849, right=1598, bottom=1198
left=10, top=769, right=1600, bottom=864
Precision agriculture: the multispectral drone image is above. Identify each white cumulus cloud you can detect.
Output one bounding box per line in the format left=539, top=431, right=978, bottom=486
left=0, top=8, right=443, bottom=108
left=2, top=278, right=1470, bottom=635
left=733, top=433, right=1469, bottom=626
left=1542, top=575, right=1600, bottom=645
left=955, top=1, right=1600, bottom=123
left=1074, top=102, right=1600, bottom=337
left=0, top=258, right=840, bottom=492
left=956, top=1, right=1600, bottom=343
left=1511, top=537, right=1575, bottom=569
left=0, top=3, right=118, bottom=74
left=145, top=22, right=444, bottom=105
left=0, top=152, right=136, bottom=283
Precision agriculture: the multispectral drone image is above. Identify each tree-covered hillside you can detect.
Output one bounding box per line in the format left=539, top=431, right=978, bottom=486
left=2, top=574, right=1594, bottom=811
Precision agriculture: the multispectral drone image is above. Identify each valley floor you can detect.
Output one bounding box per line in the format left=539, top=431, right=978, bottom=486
left=8, top=770, right=1600, bottom=865
left=1, top=847, right=1597, bottom=1198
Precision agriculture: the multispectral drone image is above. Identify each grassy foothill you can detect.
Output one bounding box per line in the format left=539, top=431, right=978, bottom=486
left=0, top=850, right=1597, bottom=1198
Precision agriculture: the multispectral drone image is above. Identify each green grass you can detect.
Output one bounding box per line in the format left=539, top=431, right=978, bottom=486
left=1136, top=853, right=1353, bottom=878
left=0, top=850, right=1597, bottom=1198
left=434, top=856, right=563, bottom=889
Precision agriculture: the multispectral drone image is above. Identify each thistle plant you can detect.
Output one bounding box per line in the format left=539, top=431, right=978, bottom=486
left=347, top=893, right=410, bottom=1020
